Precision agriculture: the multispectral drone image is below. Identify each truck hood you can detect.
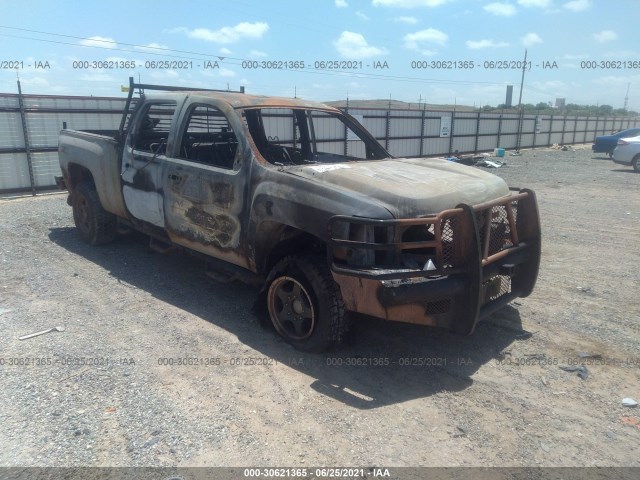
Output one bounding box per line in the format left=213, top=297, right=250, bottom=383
left=287, top=157, right=510, bottom=217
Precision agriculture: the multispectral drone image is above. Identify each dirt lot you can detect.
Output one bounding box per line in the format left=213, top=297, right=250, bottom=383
left=0, top=145, right=639, bottom=468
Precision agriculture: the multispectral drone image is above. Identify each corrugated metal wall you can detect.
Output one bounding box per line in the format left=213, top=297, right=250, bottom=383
left=0, top=92, right=126, bottom=194
left=1, top=91, right=639, bottom=194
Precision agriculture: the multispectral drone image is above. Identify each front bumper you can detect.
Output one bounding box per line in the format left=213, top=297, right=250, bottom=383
left=327, top=189, right=541, bottom=334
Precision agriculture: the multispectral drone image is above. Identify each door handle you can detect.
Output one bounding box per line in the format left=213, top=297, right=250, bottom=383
left=168, top=174, right=182, bottom=182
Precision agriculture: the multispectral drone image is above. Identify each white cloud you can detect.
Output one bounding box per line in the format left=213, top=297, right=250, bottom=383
left=79, top=36, right=117, bottom=49
left=218, top=68, right=236, bottom=77
left=404, top=28, right=448, bottom=55
left=219, top=47, right=232, bottom=55
left=483, top=2, right=517, bottom=16
left=563, top=0, right=590, bottom=11
left=517, top=0, right=551, bottom=7
left=335, top=0, right=348, bottom=7
left=333, top=31, right=388, bottom=58
left=249, top=49, right=268, bottom=57
left=601, top=49, right=640, bottom=59
left=563, top=53, right=589, bottom=59
left=593, top=30, right=617, bottom=43
left=372, top=0, right=451, bottom=7
left=80, top=73, right=117, bottom=82
left=174, top=22, right=269, bottom=44
left=466, top=39, right=510, bottom=49
left=134, top=42, right=169, bottom=53
left=531, top=80, right=569, bottom=93
left=393, top=16, right=419, bottom=23
left=150, top=70, right=180, bottom=81
left=18, top=77, right=50, bottom=88
left=592, top=75, right=640, bottom=86
left=356, top=11, right=370, bottom=20
left=522, top=32, right=542, bottom=46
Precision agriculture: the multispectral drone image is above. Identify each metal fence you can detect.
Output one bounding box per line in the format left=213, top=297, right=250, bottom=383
left=1, top=89, right=639, bottom=195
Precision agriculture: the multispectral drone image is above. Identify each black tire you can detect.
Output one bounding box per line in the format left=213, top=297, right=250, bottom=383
left=72, top=182, right=117, bottom=245
left=633, top=155, right=640, bottom=172
left=608, top=151, right=613, bottom=158
left=265, top=255, right=348, bottom=352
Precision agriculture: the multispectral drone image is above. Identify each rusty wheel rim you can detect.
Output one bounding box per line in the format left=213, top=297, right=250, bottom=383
left=75, top=196, right=91, bottom=236
left=267, top=276, right=315, bottom=341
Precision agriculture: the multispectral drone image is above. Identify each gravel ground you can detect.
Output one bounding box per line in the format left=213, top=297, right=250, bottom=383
left=0, top=145, right=639, bottom=468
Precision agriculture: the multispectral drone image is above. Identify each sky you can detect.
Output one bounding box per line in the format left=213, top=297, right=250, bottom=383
left=1, top=0, right=639, bottom=109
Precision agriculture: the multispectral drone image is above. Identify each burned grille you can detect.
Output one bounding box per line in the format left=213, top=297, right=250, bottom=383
left=476, top=201, right=518, bottom=260
left=440, top=216, right=457, bottom=269
left=482, top=275, right=512, bottom=304
left=425, top=299, right=452, bottom=315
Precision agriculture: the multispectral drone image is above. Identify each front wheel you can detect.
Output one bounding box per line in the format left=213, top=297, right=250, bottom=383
left=266, top=255, right=348, bottom=352
left=72, top=182, right=117, bottom=245
left=632, top=155, right=640, bottom=172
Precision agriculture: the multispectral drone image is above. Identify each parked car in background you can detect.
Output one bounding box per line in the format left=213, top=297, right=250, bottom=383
left=612, top=135, right=640, bottom=171
left=592, top=128, right=640, bottom=157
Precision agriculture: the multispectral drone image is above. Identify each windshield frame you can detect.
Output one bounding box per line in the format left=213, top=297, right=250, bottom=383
left=240, top=106, right=392, bottom=166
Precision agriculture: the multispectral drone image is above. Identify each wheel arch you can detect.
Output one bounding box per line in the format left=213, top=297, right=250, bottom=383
left=67, top=163, right=96, bottom=191
left=254, top=221, right=328, bottom=278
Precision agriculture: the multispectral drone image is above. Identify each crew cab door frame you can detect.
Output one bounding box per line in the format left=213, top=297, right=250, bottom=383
left=161, top=97, right=251, bottom=268
left=120, top=99, right=182, bottom=227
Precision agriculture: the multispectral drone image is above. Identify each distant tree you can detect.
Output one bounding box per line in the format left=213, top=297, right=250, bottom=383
left=597, top=104, right=613, bottom=115
left=535, top=102, right=548, bottom=110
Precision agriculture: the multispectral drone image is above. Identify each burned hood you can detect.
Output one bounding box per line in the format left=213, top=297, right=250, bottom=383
left=287, top=157, right=510, bottom=217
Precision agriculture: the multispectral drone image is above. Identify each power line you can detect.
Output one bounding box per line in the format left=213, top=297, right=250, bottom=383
left=0, top=25, right=516, bottom=88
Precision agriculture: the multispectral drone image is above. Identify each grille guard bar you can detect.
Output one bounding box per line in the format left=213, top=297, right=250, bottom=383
left=326, top=189, right=541, bottom=334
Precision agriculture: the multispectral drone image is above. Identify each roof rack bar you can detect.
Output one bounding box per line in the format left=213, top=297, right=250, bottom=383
left=132, top=78, right=245, bottom=94
left=117, top=77, right=245, bottom=141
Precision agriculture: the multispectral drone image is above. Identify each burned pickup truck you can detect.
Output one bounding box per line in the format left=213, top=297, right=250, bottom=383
left=58, top=78, right=540, bottom=352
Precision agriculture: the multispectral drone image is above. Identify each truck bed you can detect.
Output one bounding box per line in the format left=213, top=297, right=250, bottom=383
left=58, top=130, right=127, bottom=218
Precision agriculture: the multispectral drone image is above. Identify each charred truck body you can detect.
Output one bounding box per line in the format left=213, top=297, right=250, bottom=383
left=58, top=79, right=541, bottom=352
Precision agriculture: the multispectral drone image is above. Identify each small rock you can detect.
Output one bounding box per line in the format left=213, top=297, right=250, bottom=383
left=622, top=398, right=638, bottom=407
left=606, top=431, right=617, bottom=439
left=540, top=442, right=550, bottom=452
left=143, top=437, right=159, bottom=448
left=578, top=352, right=602, bottom=359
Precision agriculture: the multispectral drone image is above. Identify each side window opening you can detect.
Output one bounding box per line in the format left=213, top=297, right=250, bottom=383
left=133, top=102, right=176, bottom=154
left=244, top=108, right=388, bottom=165
left=179, top=105, right=239, bottom=170
left=244, top=108, right=309, bottom=165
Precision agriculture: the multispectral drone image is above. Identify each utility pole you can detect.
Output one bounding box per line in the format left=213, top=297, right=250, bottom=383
left=17, top=77, right=36, bottom=196
left=624, top=82, right=630, bottom=111
left=516, top=49, right=528, bottom=152
left=517, top=49, right=527, bottom=107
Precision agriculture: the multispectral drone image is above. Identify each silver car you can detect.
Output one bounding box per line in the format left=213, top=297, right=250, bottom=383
left=612, top=135, right=640, bottom=172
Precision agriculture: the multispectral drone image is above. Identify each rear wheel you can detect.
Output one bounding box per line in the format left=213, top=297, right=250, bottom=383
left=72, top=182, right=117, bottom=245
left=632, top=155, right=640, bottom=172
left=266, top=255, right=348, bottom=352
